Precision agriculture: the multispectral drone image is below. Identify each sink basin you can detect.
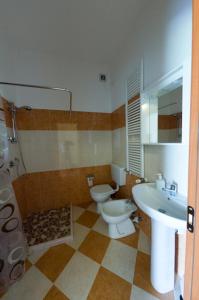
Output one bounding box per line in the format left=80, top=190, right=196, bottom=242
left=132, top=183, right=186, bottom=231
left=132, top=183, right=187, bottom=294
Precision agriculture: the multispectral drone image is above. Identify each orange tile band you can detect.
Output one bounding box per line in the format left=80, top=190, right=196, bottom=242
left=16, top=109, right=112, bottom=131
left=13, top=164, right=112, bottom=219
left=2, top=98, right=12, bottom=128
left=111, top=105, right=125, bottom=130
left=13, top=165, right=143, bottom=228
left=3, top=98, right=127, bottom=131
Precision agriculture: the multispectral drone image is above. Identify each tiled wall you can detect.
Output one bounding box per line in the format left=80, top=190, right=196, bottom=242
left=111, top=104, right=125, bottom=130
left=112, top=128, right=126, bottom=168
left=2, top=99, right=12, bottom=128
left=111, top=104, right=126, bottom=168
left=16, top=109, right=112, bottom=131
left=3, top=97, right=149, bottom=237
left=19, top=130, right=112, bottom=173
left=13, top=165, right=112, bottom=218
left=16, top=108, right=112, bottom=173
left=2, top=99, right=113, bottom=217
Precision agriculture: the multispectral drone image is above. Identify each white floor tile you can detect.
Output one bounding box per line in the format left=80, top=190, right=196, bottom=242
left=102, top=239, right=137, bottom=283
left=2, top=266, right=52, bottom=300
left=92, top=216, right=109, bottom=237
left=138, top=230, right=151, bottom=255
left=130, top=285, right=159, bottom=300
left=65, top=222, right=90, bottom=249
left=87, top=202, right=97, bottom=213
left=55, top=251, right=99, bottom=300
left=28, top=248, right=48, bottom=264
left=72, top=206, right=85, bottom=221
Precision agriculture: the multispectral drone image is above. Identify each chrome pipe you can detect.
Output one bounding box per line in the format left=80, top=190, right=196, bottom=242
left=69, top=91, right=72, bottom=116
left=9, top=102, right=18, bottom=143
left=0, top=81, right=72, bottom=114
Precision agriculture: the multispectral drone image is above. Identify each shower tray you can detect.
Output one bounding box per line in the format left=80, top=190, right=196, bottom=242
left=23, top=206, right=72, bottom=250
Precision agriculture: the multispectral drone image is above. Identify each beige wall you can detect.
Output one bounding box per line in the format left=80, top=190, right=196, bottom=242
left=19, top=130, right=112, bottom=173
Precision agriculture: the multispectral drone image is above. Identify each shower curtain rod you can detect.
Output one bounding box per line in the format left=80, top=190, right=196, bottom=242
left=0, top=81, right=72, bottom=114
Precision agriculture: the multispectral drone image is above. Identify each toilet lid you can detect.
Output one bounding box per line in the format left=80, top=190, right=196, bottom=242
left=90, top=184, right=113, bottom=195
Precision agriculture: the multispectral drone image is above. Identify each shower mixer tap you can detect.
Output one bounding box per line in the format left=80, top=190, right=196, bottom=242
left=7, top=102, right=32, bottom=143
left=9, top=157, right=20, bottom=168
left=8, top=136, right=17, bottom=143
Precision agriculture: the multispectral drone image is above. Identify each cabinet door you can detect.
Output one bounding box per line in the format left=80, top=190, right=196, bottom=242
left=141, top=95, right=158, bottom=144
left=141, top=96, right=150, bottom=144
left=149, top=95, right=158, bottom=143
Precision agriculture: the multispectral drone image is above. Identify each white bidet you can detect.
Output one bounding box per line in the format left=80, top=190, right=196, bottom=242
left=101, top=199, right=137, bottom=239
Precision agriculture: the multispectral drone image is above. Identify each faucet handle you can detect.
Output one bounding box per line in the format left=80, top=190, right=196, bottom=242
left=170, top=182, right=178, bottom=193
left=162, top=181, right=178, bottom=196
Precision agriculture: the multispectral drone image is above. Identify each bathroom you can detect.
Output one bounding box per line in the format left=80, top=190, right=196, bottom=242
left=0, top=0, right=194, bottom=299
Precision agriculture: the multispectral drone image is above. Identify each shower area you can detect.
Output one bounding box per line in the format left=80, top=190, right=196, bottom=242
left=3, top=83, right=73, bottom=249
left=0, top=82, right=75, bottom=291
left=0, top=80, right=113, bottom=292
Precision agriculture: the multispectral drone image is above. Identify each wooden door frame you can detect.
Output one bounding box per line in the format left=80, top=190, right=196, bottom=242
left=184, top=0, right=199, bottom=299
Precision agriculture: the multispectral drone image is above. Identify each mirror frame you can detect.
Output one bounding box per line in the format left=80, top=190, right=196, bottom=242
left=157, top=82, right=182, bottom=144
left=141, top=59, right=191, bottom=146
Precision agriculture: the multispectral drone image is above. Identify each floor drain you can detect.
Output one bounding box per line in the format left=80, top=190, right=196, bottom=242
left=158, top=208, right=166, bottom=214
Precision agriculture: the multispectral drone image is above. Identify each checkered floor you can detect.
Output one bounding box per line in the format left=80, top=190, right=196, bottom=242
left=1, top=203, right=174, bottom=300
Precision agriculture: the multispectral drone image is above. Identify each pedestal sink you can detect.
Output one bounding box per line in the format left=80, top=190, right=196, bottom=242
left=132, top=183, right=187, bottom=294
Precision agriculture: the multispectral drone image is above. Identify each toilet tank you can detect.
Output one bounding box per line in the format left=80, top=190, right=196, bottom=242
left=111, top=164, right=126, bottom=186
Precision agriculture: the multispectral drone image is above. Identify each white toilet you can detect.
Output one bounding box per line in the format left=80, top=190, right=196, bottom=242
left=90, top=164, right=126, bottom=212
left=90, top=164, right=137, bottom=238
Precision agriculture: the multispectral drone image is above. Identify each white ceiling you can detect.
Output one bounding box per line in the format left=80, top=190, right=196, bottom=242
left=0, top=0, right=146, bottom=64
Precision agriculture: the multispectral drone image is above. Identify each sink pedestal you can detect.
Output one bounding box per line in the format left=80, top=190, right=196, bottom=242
left=132, top=183, right=186, bottom=294
left=151, top=219, right=175, bottom=293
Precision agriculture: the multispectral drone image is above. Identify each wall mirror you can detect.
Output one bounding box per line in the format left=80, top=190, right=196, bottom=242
left=157, top=78, right=182, bottom=143
left=141, top=61, right=191, bottom=145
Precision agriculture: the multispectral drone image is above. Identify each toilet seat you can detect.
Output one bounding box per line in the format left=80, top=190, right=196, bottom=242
left=90, top=184, right=116, bottom=202
left=90, top=184, right=113, bottom=194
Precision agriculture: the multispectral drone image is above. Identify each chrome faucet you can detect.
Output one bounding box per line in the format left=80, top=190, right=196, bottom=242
left=162, top=182, right=178, bottom=196
left=126, top=198, right=132, bottom=204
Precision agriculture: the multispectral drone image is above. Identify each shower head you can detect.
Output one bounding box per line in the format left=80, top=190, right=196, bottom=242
left=8, top=103, right=32, bottom=112
left=19, top=106, right=32, bottom=111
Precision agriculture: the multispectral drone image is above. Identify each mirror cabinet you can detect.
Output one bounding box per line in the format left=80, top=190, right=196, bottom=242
left=141, top=62, right=191, bottom=145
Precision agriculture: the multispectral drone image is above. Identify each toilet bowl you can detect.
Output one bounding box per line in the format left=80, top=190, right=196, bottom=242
left=89, top=164, right=125, bottom=213
left=101, top=199, right=137, bottom=239
left=90, top=184, right=119, bottom=213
